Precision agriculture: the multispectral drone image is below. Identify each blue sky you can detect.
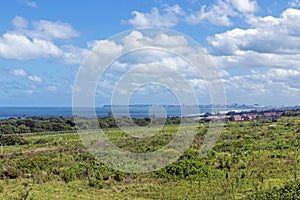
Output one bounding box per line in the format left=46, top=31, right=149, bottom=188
left=1, top=0, right=300, bottom=106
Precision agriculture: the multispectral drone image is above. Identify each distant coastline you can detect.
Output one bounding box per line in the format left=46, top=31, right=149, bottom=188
left=0, top=104, right=299, bottom=120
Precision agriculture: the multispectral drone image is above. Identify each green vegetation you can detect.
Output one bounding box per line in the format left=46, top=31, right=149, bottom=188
left=0, top=117, right=76, bottom=134
left=0, top=116, right=299, bottom=199
left=250, top=180, right=300, bottom=199
left=0, top=116, right=182, bottom=134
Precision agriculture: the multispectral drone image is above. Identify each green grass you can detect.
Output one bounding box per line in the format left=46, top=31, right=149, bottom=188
left=0, top=118, right=300, bottom=199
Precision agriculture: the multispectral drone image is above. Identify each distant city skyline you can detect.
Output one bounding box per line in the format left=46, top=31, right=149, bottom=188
left=1, top=0, right=300, bottom=106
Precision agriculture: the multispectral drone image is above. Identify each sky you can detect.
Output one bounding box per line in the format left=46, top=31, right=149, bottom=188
left=1, top=0, right=300, bottom=106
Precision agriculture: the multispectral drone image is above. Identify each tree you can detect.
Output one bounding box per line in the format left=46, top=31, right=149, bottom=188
left=18, top=124, right=31, bottom=134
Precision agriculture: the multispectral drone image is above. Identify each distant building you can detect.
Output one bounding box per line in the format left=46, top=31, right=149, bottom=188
left=234, top=115, right=243, bottom=121
left=263, top=112, right=281, bottom=119
left=246, top=113, right=259, bottom=120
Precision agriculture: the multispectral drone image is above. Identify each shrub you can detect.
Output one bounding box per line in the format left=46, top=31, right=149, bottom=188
left=60, top=168, right=77, bottom=183
left=0, top=135, right=29, bottom=146
left=0, top=162, right=21, bottom=179
left=88, top=177, right=104, bottom=189
left=249, top=181, right=300, bottom=199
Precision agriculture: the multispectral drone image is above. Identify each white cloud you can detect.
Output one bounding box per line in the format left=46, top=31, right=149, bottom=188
left=224, top=68, right=300, bottom=100
left=12, top=16, right=28, bottom=29
left=0, top=16, right=86, bottom=64
left=200, top=7, right=300, bottom=104
left=88, top=30, right=216, bottom=80
left=229, top=0, right=257, bottom=13
left=11, top=16, right=79, bottom=40
left=186, top=0, right=258, bottom=26
left=121, top=30, right=152, bottom=50
left=10, top=68, right=43, bottom=84
left=98, top=80, right=114, bottom=90
left=20, top=0, right=37, bottom=8
left=186, top=0, right=237, bottom=26
left=289, top=0, right=300, bottom=8
left=88, top=40, right=123, bottom=56
left=188, top=78, right=207, bottom=93
left=153, top=33, right=188, bottom=47
left=90, top=30, right=218, bottom=102
left=126, top=1, right=259, bottom=27
left=0, top=32, right=62, bottom=60
left=10, top=68, right=28, bottom=76
left=61, top=45, right=90, bottom=65
left=28, top=75, right=43, bottom=82
left=208, top=8, right=300, bottom=69
left=128, top=4, right=184, bottom=27
left=29, top=20, right=79, bottom=40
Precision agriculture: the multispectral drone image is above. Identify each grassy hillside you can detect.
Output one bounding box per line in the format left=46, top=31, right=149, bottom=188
left=0, top=117, right=299, bottom=199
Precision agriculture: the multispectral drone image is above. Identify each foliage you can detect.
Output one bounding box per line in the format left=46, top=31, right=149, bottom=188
left=0, top=116, right=299, bottom=199
left=0, top=135, right=29, bottom=146
left=0, top=117, right=76, bottom=134
left=0, top=116, right=183, bottom=134
left=249, top=181, right=300, bottom=199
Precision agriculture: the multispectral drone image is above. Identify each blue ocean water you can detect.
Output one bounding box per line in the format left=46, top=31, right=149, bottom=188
left=0, top=106, right=213, bottom=119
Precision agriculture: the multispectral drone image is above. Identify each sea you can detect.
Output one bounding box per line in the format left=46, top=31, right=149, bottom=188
left=0, top=106, right=220, bottom=119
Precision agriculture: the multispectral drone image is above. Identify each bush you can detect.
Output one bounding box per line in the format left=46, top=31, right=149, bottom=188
left=60, top=168, right=77, bottom=183
left=155, top=150, right=214, bottom=180
left=0, top=135, right=29, bottom=146
left=88, top=177, right=104, bottom=189
left=0, top=161, right=21, bottom=179
left=249, top=181, right=300, bottom=199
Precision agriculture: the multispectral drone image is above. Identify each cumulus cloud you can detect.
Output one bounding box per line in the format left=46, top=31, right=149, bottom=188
left=208, top=8, right=300, bottom=69
left=12, top=16, right=28, bottom=29
left=229, top=0, right=257, bottom=13
left=186, top=0, right=258, bottom=26
left=289, top=0, right=300, bottom=8
left=86, top=31, right=187, bottom=74
left=10, top=68, right=43, bottom=83
left=10, top=68, right=28, bottom=76
left=126, top=1, right=259, bottom=27
left=61, top=45, right=90, bottom=65
left=88, top=40, right=123, bottom=56
left=224, top=68, right=300, bottom=101
left=0, top=32, right=62, bottom=60
left=11, top=16, right=79, bottom=40
left=127, top=4, right=184, bottom=27
left=87, top=30, right=219, bottom=103
left=204, top=8, right=300, bottom=104
left=0, top=16, right=86, bottom=64
left=88, top=31, right=196, bottom=71
left=29, top=20, right=79, bottom=40
left=186, top=0, right=237, bottom=26
left=153, top=33, right=188, bottom=47
left=28, top=75, right=43, bottom=82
